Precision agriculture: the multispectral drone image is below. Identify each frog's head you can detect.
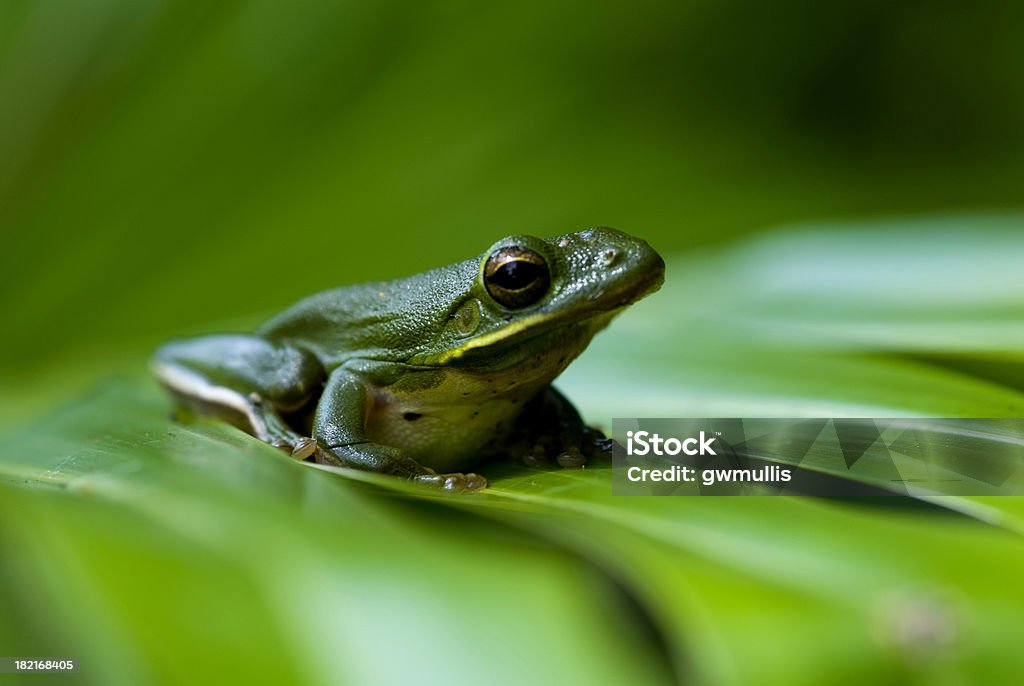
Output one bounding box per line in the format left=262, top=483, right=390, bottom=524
left=412, top=227, right=664, bottom=375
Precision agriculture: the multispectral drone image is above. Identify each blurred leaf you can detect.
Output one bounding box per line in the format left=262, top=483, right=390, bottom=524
left=560, top=215, right=1024, bottom=420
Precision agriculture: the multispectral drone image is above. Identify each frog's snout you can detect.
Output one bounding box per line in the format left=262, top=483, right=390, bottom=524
left=572, top=227, right=665, bottom=308
left=635, top=244, right=666, bottom=296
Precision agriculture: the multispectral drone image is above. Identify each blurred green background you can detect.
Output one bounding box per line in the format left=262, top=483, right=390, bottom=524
left=3, top=1, right=1024, bottom=685
left=4, top=0, right=1024, bottom=376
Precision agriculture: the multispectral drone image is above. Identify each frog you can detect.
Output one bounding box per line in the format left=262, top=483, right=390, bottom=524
left=152, top=227, right=664, bottom=492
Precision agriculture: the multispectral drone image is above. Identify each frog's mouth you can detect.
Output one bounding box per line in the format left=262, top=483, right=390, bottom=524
left=431, top=264, right=664, bottom=368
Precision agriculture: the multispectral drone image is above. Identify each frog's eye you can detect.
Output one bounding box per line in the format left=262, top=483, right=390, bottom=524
left=483, top=246, right=551, bottom=308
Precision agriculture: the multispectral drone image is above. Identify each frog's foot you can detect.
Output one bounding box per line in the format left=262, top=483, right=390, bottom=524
left=555, top=447, right=586, bottom=468
left=239, top=392, right=318, bottom=460
left=271, top=435, right=318, bottom=461
left=413, top=470, right=488, bottom=492
left=315, top=439, right=486, bottom=491
left=523, top=438, right=588, bottom=469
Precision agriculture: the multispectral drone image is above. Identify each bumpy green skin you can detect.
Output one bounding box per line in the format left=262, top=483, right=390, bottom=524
left=153, top=227, right=664, bottom=491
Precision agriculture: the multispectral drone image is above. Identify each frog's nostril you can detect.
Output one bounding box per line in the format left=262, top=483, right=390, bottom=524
left=600, top=248, right=619, bottom=268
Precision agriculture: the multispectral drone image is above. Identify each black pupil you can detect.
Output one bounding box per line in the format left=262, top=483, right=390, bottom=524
left=493, top=260, right=542, bottom=290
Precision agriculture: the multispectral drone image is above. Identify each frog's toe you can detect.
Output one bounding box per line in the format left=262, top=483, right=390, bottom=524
left=291, top=437, right=318, bottom=460
left=270, top=436, right=318, bottom=461
left=556, top=448, right=587, bottom=469
left=414, top=472, right=487, bottom=492
left=461, top=473, right=487, bottom=491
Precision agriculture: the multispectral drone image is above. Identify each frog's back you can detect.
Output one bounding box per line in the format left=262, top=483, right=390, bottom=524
left=256, top=260, right=477, bottom=369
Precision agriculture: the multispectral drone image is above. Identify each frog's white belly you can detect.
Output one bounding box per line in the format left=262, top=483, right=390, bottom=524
left=364, top=367, right=549, bottom=472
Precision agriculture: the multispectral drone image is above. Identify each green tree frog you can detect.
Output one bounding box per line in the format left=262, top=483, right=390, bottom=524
left=153, top=227, right=664, bottom=491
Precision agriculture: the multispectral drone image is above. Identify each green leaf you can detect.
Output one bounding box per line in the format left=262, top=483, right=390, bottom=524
left=4, top=217, right=1024, bottom=685
left=0, top=382, right=672, bottom=686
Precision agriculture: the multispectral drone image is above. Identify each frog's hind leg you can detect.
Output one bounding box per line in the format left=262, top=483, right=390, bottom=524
left=152, top=335, right=325, bottom=460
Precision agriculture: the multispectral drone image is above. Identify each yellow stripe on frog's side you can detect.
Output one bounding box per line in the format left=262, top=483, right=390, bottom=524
left=430, top=312, right=558, bottom=364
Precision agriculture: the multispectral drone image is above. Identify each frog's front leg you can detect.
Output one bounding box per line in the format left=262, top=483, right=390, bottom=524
left=153, top=335, right=324, bottom=459
left=314, top=368, right=486, bottom=492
